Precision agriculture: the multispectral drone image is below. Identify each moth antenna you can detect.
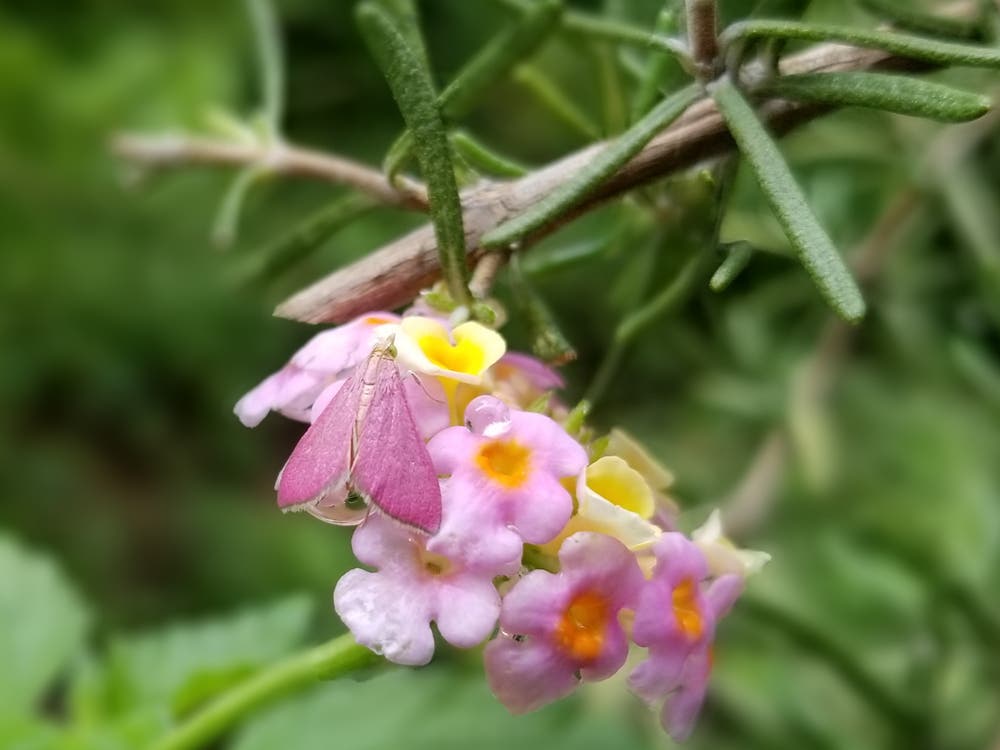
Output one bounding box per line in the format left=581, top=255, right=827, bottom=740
left=404, top=370, right=446, bottom=405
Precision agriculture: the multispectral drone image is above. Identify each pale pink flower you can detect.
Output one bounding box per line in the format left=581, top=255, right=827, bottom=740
left=234, top=312, right=399, bottom=427
left=485, top=532, right=645, bottom=713
left=427, top=396, right=587, bottom=559
left=334, top=507, right=517, bottom=666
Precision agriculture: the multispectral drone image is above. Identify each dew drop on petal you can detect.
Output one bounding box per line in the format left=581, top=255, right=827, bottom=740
left=465, top=395, right=512, bottom=438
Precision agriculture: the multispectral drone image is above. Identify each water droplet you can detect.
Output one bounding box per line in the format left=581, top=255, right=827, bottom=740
left=465, top=395, right=511, bottom=438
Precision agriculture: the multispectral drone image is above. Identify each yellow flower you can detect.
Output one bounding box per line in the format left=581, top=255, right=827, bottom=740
left=395, top=316, right=506, bottom=385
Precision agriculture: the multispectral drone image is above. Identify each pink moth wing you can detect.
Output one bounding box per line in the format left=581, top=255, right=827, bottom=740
left=351, top=352, right=442, bottom=534
left=275, top=346, right=442, bottom=534
left=276, top=371, right=361, bottom=513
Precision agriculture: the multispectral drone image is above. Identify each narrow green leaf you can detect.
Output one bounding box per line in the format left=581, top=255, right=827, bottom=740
left=857, top=0, right=986, bottom=41
left=722, top=20, right=1000, bottom=69
left=758, top=72, right=990, bottom=123
left=0, top=534, right=89, bottom=718
left=441, top=0, right=562, bottom=120
left=495, top=0, right=688, bottom=59
left=630, top=2, right=686, bottom=122
left=450, top=131, right=528, bottom=177
left=232, top=194, right=376, bottom=288
left=357, top=2, right=471, bottom=305
left=374, top=0, right=430, bottom=72
left=383, top=0, right=561, bottom=179
left=245, top=0, right=284, bottom=131
left=513, top=64, right=601, bottom=140
left=710, top=242, right=754, bottom=291
left=711, top=77, right=865, bottom=321
left=483, top=84, right=700, bottom=248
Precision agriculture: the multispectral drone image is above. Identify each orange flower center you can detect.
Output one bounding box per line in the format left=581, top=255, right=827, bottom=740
left=672, top=578, right=703, bottom=639
left=419, top=335, right=484, bottom=375
left=554, top=591, right=609, bottom=663
left=475, top=440, right=531, bottom=488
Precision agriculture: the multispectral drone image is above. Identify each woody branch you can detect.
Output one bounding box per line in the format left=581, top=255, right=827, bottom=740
left=276, top=42, right=918, bottom=324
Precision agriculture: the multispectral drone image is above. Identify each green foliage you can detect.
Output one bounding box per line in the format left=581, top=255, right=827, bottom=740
left=723, top=20, right=1000, bottom=68
left=712, top=78, right=866, bottom=322
left=483, top=84, right=700, bottom=248
left=758, top=72, right=991, bottom=123
left=0, top=535, right=89, bottom=719
left=3, top=0, right=1000, bottom=748
left=232, top=668, right=639, bottom=750
left=356, top=1, right=471, bottom=305
left=99, top=596, right=314, bottom=717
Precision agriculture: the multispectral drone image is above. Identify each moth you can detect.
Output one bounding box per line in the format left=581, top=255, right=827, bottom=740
left=276, top=341, right=442, bottom=534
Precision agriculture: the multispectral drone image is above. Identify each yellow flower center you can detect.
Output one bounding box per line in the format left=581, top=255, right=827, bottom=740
left=417, top=547, right=454, bottom=577
left=363, top=316, right=395, bottom=326
left=419, top=335, right=485, bottom=375
left=475, top=440, right=532, bottom=488
left=554, top=591, right=609, bottom=663
left=672, top=578, right=703, bottom=640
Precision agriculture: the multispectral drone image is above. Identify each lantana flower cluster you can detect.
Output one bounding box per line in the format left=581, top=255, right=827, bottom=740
left=236, top=309, right=768, bottom=741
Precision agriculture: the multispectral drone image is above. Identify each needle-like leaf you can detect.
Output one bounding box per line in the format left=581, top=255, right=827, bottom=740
left=483, top=84, right=700, bottom=248
left=722, top=20, right=1000, bottom=69
left=357, top=1, right=471, bottom=306
left=758, top=72, right=990, bottom=123
left=711, top=77, right=865, bottom=322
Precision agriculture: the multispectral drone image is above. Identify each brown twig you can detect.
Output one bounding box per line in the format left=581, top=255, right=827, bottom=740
left=111, top=133, right=429, bottom=210
left=276, top=42, right=915, bottom=324
left=686, top=0, right=720, bottom=80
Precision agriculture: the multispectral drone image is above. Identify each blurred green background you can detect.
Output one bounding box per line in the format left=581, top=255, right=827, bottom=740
left=1, top=0, right=999, bottom=748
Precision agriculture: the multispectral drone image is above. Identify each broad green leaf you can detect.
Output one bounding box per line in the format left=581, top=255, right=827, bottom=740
left=356, top=1, right=471, bottom=305
left=232, top=194, right=376, bottom=288
left=233, top=667, right=640, bottom=750
left=757, top=73, right=990, bottom=123
left=483, top=84, right=700, bottom=248
left=0, top=717, right=62, bottom=750
left=0, top=534, right=89, bottom=718
left=722, top=20, right=1000, bottom=69
left=102, top=596, right=313, bottom=717
left=711, top=78, right=865, bottom=322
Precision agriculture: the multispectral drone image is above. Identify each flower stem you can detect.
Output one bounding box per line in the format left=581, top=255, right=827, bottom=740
left=147, top=634, right=378, bottom=750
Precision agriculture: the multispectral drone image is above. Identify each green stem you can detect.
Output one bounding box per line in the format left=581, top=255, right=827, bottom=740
left=147, top=634, right=378, bottom=750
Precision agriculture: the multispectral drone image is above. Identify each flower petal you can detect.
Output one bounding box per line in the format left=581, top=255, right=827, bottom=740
left=333, top=568, right=436, bottom=666
left=432, top=574, right=501, bottom=648
left=485, top=635, right=578, bottom=714
left=498, top=569, right=571, bottom=637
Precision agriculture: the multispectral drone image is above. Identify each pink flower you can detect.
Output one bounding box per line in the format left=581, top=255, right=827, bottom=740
left=334, top=507, right=516, bottom=666
left=628, top=533, right=744, bottom=741
left=487, top=352, right=565, bottom=410
left=427, top=397, right=586, bottom=559
left=485, top=533, right=645, bottom=713
left=234, top=312, right=399, bottom=427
